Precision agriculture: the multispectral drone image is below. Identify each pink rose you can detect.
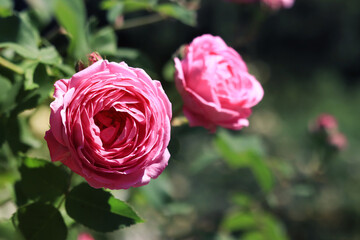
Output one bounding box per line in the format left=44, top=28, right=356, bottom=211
left=45, top=60, right=172, bottom=189
left=174, top=34, right=263, bottom=132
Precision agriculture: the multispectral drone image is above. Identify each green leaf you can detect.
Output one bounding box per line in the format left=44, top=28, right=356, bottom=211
left=24, top=0, right=56, bottom=26
left=54, top=63, right=75, bottom=77
left=214, top=130, right=274, bottom=193
left=101, top=0, right=158, bottom=13
left=221, top=211, right=257, bottom=232
left=162, top=59, right=175, bottom=82
left=23, top=61, right=39, bottom=90
left=0, top=43, right=36, bottom=60
left=106, top=2, right=124, bottom=24
left=0, top=75, right=12, bottom=109
left=15, top=202, right=67, bottom=240
left=32, top=63, right=56, bottom=103
left=17, top=115, right=41, bottom=149
left=89, top=27, right=117, bottom=55
left=123, top=0, right=155, bottom=13
left=54, top=0, right=89, bottom=59
left=100, top=0, right=118, bottom=10
left=38, top=46, right=62, bottom=65
left=16, top=157, right=69, bottom=204
left=4, top=116, right=32, bottom=153
left=8, top=82, right=40, bottom=115
left=0, top=15, right=40, bottom=58
left=0, top=0, right=13, bottom=17
left=139, top=173, right=172, bottom=209
left=231, top=193, right=252, bottom=208
left=115, top=47, right=141, bottom=60
left=215, top=136, right=250, bottom=168
left=216, top=129, right=265, bottom=156
left=261, top=215, right=289, bottom=240
left=0, top=219, right=22, bottom=240
left=155, top=3, right=196, bottom=26
left=1, top=62, right=54, bottom=116
left=249, top=155, right=274, bottom=193
left=65, top=183, right=143, bottom=232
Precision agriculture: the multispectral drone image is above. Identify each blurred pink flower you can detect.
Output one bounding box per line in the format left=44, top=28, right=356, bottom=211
left=262, top=0, right=294, bottom=10
left=310, top=113, right=347, bottom=151
left=226, top=0, right=294, bottom=10
left=328, top=132, right=347, bottom=151
left=314, top=114, right=338, bottom=131
left=174, top=34, right=263, bottom=132
left=78, top=233, right=94, bottom=240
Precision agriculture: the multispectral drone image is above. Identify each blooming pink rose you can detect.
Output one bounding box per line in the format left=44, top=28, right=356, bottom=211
left=174, top=34, right=263, bottom=132
left=45, top=60, right=172, bottom=189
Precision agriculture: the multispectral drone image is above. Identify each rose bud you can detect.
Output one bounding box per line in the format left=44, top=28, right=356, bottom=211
left=174, top=34, right=263, bottom=132
left=309, top=113, right=338, bottom=134
left=45, top=60, right=172, bottom=189
left=309, top=114, right=347, bottom=152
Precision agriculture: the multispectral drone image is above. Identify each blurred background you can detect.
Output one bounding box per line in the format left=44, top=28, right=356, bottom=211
left=0, top=0, right=360, bottom=239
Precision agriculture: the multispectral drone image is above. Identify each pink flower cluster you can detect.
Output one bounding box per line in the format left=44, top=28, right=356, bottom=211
left=228, top=0, right=294, bottom=10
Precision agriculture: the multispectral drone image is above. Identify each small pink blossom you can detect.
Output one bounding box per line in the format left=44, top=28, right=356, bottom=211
left=78, top=233, right=95, bottom=240
left=262, top=0, right=294, bottom=10
left=174, top=34, right=263, bottom=132
left=314, top=114, right=338, bottom=132
left=310, top=114, right=347, bottom=152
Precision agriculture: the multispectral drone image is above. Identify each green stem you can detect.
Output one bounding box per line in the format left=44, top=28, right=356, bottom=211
left=115, top=14, right=165, bottom=31
left=0, top=56, right=24, bottom=74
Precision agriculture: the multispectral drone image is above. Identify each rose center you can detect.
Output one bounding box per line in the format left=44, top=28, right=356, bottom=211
left=94, top=108, right=125, bottom=148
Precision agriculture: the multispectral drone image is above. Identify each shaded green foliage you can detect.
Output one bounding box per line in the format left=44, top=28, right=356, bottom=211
left=15, top=202, right=67, bottom=240
left=15, top=157, right=70, bottom=205
left=65, top=183, right=143, bottom=232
